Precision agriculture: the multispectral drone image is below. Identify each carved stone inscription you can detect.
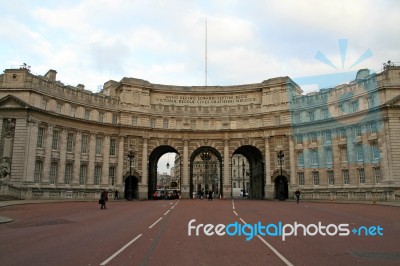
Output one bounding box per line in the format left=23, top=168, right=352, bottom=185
left=153, top=93, right=259, bottom=106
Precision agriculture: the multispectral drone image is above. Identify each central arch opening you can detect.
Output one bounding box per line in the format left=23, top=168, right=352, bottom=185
left=190, top=146, right=223, bottom=199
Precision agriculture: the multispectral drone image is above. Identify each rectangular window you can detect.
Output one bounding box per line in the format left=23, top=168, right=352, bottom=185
left=132, top=116, right=137, bottom=126
left=308, top=110, right=315, bottom=122
left=328, top=171, right=335, bottom=185
left=79, top=164, right=87, bottom=185
left=50, top=162, right=58, bottom=184
left=56, top=103, right=62, bottom=113
left=311, top=150, right=318, bottom=166
left=358, top=168, right=365, bottom=184
left=325, top=147, right=333, bottom=165
left=52, top=130, right=60, bottom=150
left=341, top=147, right=348, bottom=162
left=295, top=134, right=303, bottom=144
left=110, top=138, right=117, bottom=156
left=42, top=99, right=47, bottom=109
left=109, top=166, right=116, bottom=186
left=324, top=131, right=332, bottom=143
left=293, top=113, right=300, bottom=124
left=356, top=144, right=364, bottom=161
left=84, top=110, right=90, bottom=120
left=112, top=114, right=118, bottom=124
left=297, top=152, right=304, bottom=167
left=95, top=137, right=103, bottom=155
left=94, top=166, right=102, bottom=185
left=310, top=132, right=317, bottom=143
left=66, top=133, right=74, bottom=152
left=343, top=169, right=350, bottom=184
left=340, top=128, right=347, bottom=139
left=355, top=126, right=362, bottom=137
left=65, top=163, right=73, bottom=184
left=298, top=172, right=305, bottom=185
left=151, top=119, right=156, bottom=128
left=368, top=122, right=378, bottom=134
left=371, top=143, right=380, bottom=160
left=351, top=100, right=359, bottom=113
left=312, top=172, right=319, bottom=185
left=34, top=160, right=43, bottom=183
left=81, top=135, right=89, bottom=154
left=322, top=108, right=329, bottom=119
left=374, top=168, right=381, bottom=183
left=37, top=127, right=45, bottom=148
left=70, top=106, right=76, bottom=117
left=274, top=115, right=281, bottom=126
left=98, top=112, right=104, bottom=123
left=163, top=119, right=169, bottom=129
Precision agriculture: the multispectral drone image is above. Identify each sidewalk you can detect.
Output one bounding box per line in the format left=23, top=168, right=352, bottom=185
left=0, top=199, right=97, bottom=224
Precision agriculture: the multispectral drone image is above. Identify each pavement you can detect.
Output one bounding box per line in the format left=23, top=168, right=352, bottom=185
left=0, top=198, right=399, bottom=224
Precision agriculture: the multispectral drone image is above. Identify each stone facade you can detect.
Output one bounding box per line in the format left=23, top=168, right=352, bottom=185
left=0, top=66, right=399, bottom=201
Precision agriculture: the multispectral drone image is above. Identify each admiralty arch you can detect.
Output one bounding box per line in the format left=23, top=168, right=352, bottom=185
left=0, top=65, right=399, bottom=202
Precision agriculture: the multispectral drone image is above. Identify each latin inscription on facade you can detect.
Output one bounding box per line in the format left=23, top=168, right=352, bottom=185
left=152, top=93, right=260, bottom=106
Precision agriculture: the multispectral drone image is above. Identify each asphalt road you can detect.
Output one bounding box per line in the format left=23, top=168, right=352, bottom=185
left=0, top=199, right=399, bottom=266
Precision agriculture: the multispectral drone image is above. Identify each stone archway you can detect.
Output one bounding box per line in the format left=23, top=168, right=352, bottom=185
left=148, top=145, right=180, bottom=200
left=233, top=145, right=264, bottom=200
left=273, top=171, right=289, bottom=200
left=190, top=146, right=223, bottom=199
left=124, top=174, right=139, bottom=200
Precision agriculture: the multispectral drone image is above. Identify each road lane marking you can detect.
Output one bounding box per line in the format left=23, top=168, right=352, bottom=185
left=149, top=217, right=163, bottom=229
left=164, top=210, right=170, bottom=215
left=171, top=205, right=175, bottom=209
left=233, top=210, right=238, bottom=216
left=238, top=218, right=293, bottom=266
left=100, top=234, right=142, bottom=265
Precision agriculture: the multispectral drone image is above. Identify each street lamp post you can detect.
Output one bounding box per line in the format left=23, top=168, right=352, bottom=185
left=127, top=146, right=135, bottom=201
left=200, top=149, right=212, bottom=194
left=277, top=150, right=285, bottom=201
left=242, top=158, right=246, bottom=197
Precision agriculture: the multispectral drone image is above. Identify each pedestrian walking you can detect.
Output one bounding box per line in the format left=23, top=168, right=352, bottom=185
left=100, top=190, right=108, bottom=209
left=208, top=190, right=213, bottom=201
left=114, top=190, right=119, bottom=200
left=295, top=188, right=301, bottom=204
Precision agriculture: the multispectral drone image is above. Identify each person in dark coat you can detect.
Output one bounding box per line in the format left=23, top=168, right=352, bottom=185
left=208, top=190, right=213, bottom=201
left=114, top=190, right=119, bottom=200
left=100, top=190, right=109, bottom=209
left=295, top=188, right=301, bottom=204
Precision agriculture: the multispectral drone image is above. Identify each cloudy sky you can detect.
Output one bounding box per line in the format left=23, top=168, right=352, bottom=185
left=1, top=0, right=399, bottom=173
left=1, top=0, right=399, bottom=92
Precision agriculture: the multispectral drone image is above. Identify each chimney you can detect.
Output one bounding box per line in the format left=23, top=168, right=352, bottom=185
left=44, top=69, right=57, bottom=81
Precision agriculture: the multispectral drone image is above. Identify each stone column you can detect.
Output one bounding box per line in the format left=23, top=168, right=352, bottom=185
left=116, top=136, right=125, bottom=186
left=182, top=139, right=189, bottom=197
left=24, top=120, right=38, bottom=183
left=141, top=137, right=148, bottom=185
left=102, top=135, right=110, bottom=185
left=223, top=139, right=230, bottom=198
left=58, top=128, right=67, bottom=184
left=86, top=133, right=96, bottom=185
left=289, top=135, right=296, bottom=188
left=72, top=131, right=82, bottom=186
left=264, top=136, right=272, bottom=199
left=42, top=125, right=53, bottom=184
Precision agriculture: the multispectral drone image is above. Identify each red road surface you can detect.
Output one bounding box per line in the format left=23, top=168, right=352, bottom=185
left=0, top=199, right=399, bottom=266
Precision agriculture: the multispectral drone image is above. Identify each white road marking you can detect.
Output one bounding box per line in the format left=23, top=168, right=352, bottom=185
left=238, top=218, right=293, bottom=266
left=164, top=210, right=170, bottom=216
left=149, top=217, right=163, bottom=229
left=100, top=234, right=142, bottom=265
left=233, top=210, right=238, bottom=216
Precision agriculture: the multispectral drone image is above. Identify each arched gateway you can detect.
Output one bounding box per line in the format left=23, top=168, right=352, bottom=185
left=1, top=67, right=399, bottom=201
